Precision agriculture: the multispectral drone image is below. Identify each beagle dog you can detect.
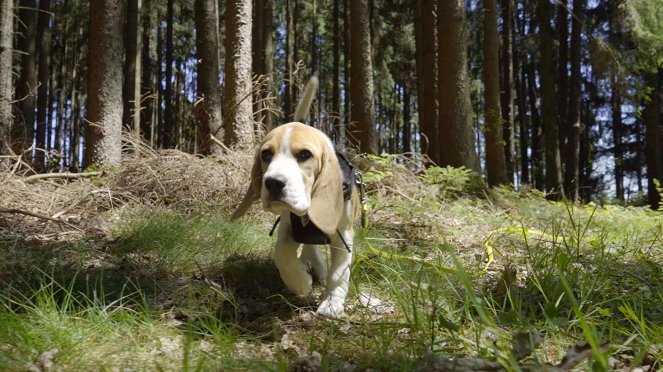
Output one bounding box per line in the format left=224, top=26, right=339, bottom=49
left=231, top=122, right=359, bottom=318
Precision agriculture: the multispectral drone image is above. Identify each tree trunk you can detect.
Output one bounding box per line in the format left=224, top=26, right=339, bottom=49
left=252, top=0, right=274, bottom=132
left=343, top=0, right=350, bottom=132
left=223, top=0, right=253, bottom=149
left=499, top=0, right=515, bottom=180
left=643, top=70, right=661, bottom=210
left=526, top=58, right=544, bottom=189
left=514, top=5, right=528, bottom=184
left=556, top=0, right=569, bottom=169
left=35, top=0, right=51, bottom=170
left=332, top=0, right=342, bottom=144
left=437, top=0, right=478, bottom=170
left=403, top=86, right=411, bottom=154
left=565, top=0, right=583, bottom=201
left=537, top=0, right=563, bottom=199
left=84, top=0, right=125, bottom=167
left=283, top=0, right=294, bottom=121
left=141, top=0, right=153, bottom=143
left=123, top=0, right=142, bottom=137
left=484, top=0, right=509, bottom=186
left=414, top=0, right=439, bottom=165
left=195, top=0, right=224, bottom=155
left=349, top=0, right=376, bottom=154
left=14, top=0, right=37, bottom=153
left=161, top=0, right=174, bottom=148
left=611, top=73, right=624, bottom=201
left=0, top=0, right=13, bottom=158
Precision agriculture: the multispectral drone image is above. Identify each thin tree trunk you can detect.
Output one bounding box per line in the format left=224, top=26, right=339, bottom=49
left=403, top=85, right=411, bottom=154
left=499, top=0, right=515, bottom=180
left=35, top=0, right=52, bottom=170
left=484, top=0, right=508, bottom=186
left=414, top=0, right=439, bottom=164
left=556, top=0, right=569, bottom=169
left=141, top=0, right=153, bottom=142
left=123, top=0, right=142, bottom=137
left=14, top=0, right=37, bottom=153
left=195, top=0, right=224, bottom=155
left=284, top=0, right=294, bottom=121
left=0, top=0, right=13, bottom=158
left=332, top=0, right=342, bottom=144
left=643, top=70, right=661, bottom=209
left=84, top=0, right=125, bottom=167
left=162, top=0, right=174, bottom=148
left=565, top=0, right=583, bottom=201
left=343, top=0, right=350, bottom=132
left=611, top=73, right=624, bottom=201
left=252, top=0, right=274, bottom=132
left=527, top=57, right=544, bottom=189
left=349, top=0, right=376, bottom=153
left=537, top=0, right=563, bottom=198
left=514, top=4, right=529, bottom=184
left=437, top=0, right=478, bottom=170
left=223, top=0, right=253, bottom=149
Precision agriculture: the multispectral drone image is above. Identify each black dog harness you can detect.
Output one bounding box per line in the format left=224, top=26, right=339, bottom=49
left=269, top=151, right=363, bottom=252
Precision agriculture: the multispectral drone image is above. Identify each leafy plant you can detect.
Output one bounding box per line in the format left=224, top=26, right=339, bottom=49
left=419, top=165, right=474, bottom=199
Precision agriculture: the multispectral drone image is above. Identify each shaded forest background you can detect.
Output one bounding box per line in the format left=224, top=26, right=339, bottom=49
left=0, top=0, right=662, bottom=208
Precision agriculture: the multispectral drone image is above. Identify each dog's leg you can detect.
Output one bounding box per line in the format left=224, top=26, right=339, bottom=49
left=316, top=228, right=354, bottom=318
left=299, top=245, right=327, bottom=285
left=274, top=219, right=313, bottom=297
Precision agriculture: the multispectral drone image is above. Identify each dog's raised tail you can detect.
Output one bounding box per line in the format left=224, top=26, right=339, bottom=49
left=294, top=76, right=319, bottom=123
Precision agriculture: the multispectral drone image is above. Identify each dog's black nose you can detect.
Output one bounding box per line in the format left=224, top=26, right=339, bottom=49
left=264, top=177, right=286, bottom=196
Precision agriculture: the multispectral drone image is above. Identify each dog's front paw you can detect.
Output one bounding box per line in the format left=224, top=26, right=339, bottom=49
left=316, top=298, right=345, bottom=319
left=283, top=272, right=313, bottom=297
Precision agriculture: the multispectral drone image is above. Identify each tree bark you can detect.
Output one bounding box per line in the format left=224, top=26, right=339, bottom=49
left=283, top=0, right=295, bottom=121
left=437, top=0, right=478, bottom=170
left=499, top=0, right=515, bottom=180
left=537, top=0, right=563, bottom=199
left=252, top=0, right=274, bottom=132
left=514, top=4, right=529, bottom=184
left=565, top=0, right=584, bottom=201
left=14, top=0, right=37, bottom=153
left=123, top=0, right=142, bottom=137
left=161, top=0, right=175, bottom=148
left=643, top=70, right=662, bottom=209
left=556, top=0, right=569, bottom=167
left=0, top=0, right=13, bottom=158
left=223, top=0, right=253, bottom=149
left=403, top=86, right=411, bottom=154
left=332, top=0, right=342, bottom=144
left=141, top=0, right=153, bottom=143
left=611, top=73, right=624, bottom=201
left=35, top=0, right=51, bottom=170
left=414, top=0, right=439, bottom=165
left=195, top=0, right=224, bottom=155
left=84, top=0, right=125, bottom=167
left=484, top=0, right=509, bottom=186
left=349, top=0, right=377, bottom=153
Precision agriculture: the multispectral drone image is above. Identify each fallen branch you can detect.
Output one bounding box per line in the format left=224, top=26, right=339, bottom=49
left=24, top=171, right=103, bottom=184
left=0, top=208, right=82, bottom=231
left=51, top=189, right=107, bottom=219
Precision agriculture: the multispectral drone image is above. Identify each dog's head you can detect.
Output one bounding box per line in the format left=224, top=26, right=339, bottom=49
left=231, top=122, right=344, bottom=235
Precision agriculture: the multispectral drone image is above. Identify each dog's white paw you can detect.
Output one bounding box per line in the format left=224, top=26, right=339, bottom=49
left=316, top=298, right=345, bottom=319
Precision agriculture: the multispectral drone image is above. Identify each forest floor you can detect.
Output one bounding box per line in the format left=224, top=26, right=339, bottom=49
left=1, top=147, right=662, bottom=371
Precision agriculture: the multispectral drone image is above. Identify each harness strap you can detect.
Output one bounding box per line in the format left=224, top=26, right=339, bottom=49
left=269, top=213, right=352, bottom=253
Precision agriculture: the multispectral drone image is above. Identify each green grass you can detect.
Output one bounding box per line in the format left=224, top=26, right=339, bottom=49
left=1, top=192, right=662, bottom=370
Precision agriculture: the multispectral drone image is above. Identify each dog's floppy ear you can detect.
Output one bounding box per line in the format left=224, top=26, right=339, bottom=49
left=230, top=149, right=263, bottom=220
left=308, top=148, right=344, bottom=236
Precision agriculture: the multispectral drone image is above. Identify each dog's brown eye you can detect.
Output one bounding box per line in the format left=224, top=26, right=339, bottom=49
left=296, top=150, right=312, bottom=162
left=261, top=149, right=273, bottom=162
